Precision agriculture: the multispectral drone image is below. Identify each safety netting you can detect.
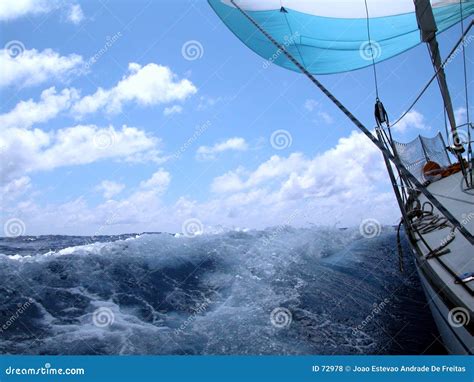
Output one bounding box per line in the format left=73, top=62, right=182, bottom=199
left=393, top=132, right=451, bottom=182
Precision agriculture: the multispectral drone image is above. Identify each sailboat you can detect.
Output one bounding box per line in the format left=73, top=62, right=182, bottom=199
left=208, top=0, right=474, bottom=354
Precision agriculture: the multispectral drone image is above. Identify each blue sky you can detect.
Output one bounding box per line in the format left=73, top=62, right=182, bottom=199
left=0, top=0, right=472, bottom=235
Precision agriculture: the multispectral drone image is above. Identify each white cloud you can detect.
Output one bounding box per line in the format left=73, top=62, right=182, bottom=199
left=1, top=176, right=31, bottom=203
left=196, top=137, right=248, bottom=161
left=392, top=110, right=428, bottom=133
left=0, top=1, right=84, bottom=23
left=304, top=99, right=318, bottom=112
left=211, top=153, right=307, bottom=193
left=317, top=111, right=334, bottom=124
left=305, top=98, right=333, bottom=124
left=67, top=4, right=84, bottom=24
left=0, top=124, right=163, bottom=184
left=0, top=87, right=79, bottom=129
left=1, top=131, right=398, bottom=235
left=96, top=180, right=125, bottom=199
left=72, top=63, right=197, bottom=116
left=139, top=169, right=171, bottom=193
left=200, top=131, right=394, bottom=229
left=163, top=105, right=183, bottom=116
left=0, top=48, right=84, bottom=88
left=211, top=167, right=247, bottom=193
left=454, top=107, right=466, bottom=124
left=1, top=62, right=194, bottom=124
left=197, top=95, right=221, bottom=111
left=208, top=131, right=394, bottom=227
left=0, top=0, right=54, bottom=21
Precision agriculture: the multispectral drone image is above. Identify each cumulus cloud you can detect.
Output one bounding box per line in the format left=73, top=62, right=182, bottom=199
left=139, top=169, right=171, bottom=193
left=93, top=170, right=170, bottom=228
left=392, top=110, right=428, bottom=133
left=304, top=99, right=318, bottom=112
left=304, top=98, right=334, bottom=124
left=0, top=124, right=163, bottom=184
left=211, top=153, right=306, bottom=193
left=96, top=180, right=125, bottom=199
left=207, top=131, right=395, bottom=228
left=0, top=176, right=31, bottom=203
left=197, top=95, right=221, bottom=111
left=0, top=1, right=84, bottom=23
left=0, top=48, right=84, bottom=88
left=2, top=130, right=398, bottom=235
left=72, top=63, right=197, bottom=116
left=454, top=107, right=467, bottom=124
left=67, top=4, right=84, bottom=24
left=1, top=62, right=195, bottom=128
left=211, top=167, right=247, bottom=193
left=0, top=0, right=54, bottom=21
left=0, top=87, right=79, bottom=129
left=163, top=105, right=183, bottom=116
left=317, top=111, right=334, bottom=124
left=196, top=137, right=248, bottom=161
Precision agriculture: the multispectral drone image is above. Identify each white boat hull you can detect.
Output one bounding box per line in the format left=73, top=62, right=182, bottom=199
left=415, top=260, right=473, bottom=354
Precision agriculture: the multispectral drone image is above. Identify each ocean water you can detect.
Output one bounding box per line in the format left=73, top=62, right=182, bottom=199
left=0, top=226, right=445, bottom=355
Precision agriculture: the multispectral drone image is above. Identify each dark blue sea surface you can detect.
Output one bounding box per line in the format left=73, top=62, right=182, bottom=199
left=0, top=227, right=445, bottom=355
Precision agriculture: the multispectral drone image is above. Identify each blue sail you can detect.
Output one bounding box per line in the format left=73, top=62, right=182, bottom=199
left=208, top=0, right=474, bottom=74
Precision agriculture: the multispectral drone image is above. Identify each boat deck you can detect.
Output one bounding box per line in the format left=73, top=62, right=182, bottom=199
left=414, top=171, right=474, bottom=310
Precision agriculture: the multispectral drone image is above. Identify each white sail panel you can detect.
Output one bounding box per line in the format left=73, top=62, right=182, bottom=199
left=222, top=0, right=470, bottom=18
left=221, top=0, right=418, bottom=19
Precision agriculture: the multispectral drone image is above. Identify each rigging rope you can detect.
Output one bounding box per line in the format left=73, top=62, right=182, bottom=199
left=406, top=200, right=455, bottom=258
left=363, top=0, right=380, bottom=100
left=459, top=0, right=473, bottom=187
left=390, top=20, right=474, bottom=129
left=459, top=1, right=471, bottom=126
left=363, top=1, right=391, bottom=136
left=397, top=198, right=456, bottom=273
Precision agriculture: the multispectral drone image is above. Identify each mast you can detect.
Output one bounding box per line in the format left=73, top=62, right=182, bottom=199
left=413, top=0, right=467, bottom=177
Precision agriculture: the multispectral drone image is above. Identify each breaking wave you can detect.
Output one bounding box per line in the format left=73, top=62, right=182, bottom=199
left=0, top=226, right=441, bottom=355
